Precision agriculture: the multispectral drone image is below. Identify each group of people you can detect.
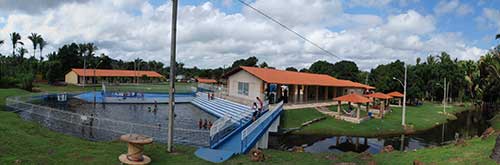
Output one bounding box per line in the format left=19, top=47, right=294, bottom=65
left=207, top=92, right=215, bottom=100
left=110, top=91, right=144, bottom=98
left=147, top=101, right=158, bottom=113
left=251, top=97, right=264, bottom=121
left=198, top=119, right=213, bottom=130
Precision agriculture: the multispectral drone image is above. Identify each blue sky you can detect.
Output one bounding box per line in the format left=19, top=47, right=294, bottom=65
left=0, top=0, right=499, bottom=70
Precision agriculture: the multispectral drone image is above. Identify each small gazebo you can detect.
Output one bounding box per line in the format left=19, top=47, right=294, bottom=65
left=333, top=93, right=372, bottom=123
left=387, top=91, right=404, bottom=106
left=365, top=92, right=393, bottom=117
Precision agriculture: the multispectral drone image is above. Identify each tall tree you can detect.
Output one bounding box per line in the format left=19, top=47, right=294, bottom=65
left=488, top=34, right=500, bottom=162
left=38, top=38, right=47, bottom=61
left=285, top=67, right=298, bottom=72
left=10, top=32, right=23, bottom=57
left=27, top=33, right=41, bottom=58
left=17, top=47, right=28, bottom=59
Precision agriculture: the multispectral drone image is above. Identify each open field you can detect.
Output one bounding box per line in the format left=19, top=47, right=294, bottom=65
left=0, top=87, right=497, bottom=164
left=281, top=103, right=469, bottom=137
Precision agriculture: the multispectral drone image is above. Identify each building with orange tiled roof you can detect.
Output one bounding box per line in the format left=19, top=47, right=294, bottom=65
left=196, top=78, right=218, bottom=92
left=222, top=66, right=375, bottom=104
left=65, top=68, right=164, bottom=85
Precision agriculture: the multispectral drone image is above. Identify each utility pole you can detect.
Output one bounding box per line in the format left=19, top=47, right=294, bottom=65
left=83, top=57, right=86, bottom=88
left=443, top=78, right=446, bottom=113
left=402, top=64, right=407, bottom=126
left=167, top=0, right=178, bottom=153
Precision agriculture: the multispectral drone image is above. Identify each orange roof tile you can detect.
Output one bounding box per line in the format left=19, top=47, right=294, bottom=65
left=70, top=68, right=163, bottom=78
left=197, top=78, right=217, bottom=84
left=226, top=66, right=374, bottom=89
left=387, top=91, right=404, bottom=98
left=365, top=92, right=393, bottom=99
left=333, top=93, right=372, bottom=103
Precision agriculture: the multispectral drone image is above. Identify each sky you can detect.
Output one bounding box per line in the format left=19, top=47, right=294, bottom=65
left=0, top=0, right=499, bottom=71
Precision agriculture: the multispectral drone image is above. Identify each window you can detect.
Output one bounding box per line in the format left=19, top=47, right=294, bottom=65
left=238, top=82, right=249, bottom=96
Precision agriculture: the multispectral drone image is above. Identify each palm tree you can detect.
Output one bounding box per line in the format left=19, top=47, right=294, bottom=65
left=27, top=33, right=41, bottom=58
left=16, top=47, right=28, bottom=59
left=86, top=43, right=98, bottom=57
left=38, top=38, right=47, bottom=61
left=489, top=34, right=500, bottom=163
left=10, top=32, right=24, bottom=57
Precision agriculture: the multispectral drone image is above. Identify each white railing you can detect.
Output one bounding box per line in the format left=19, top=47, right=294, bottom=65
left=209, top=115, right=233, bottom=137
left=241, top=101, right=283, bottom=148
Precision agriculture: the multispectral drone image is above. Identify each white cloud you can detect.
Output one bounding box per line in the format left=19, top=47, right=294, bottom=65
left=0, top=0, right=486, bottom=71
left=384, top=10, right=435, bottom=34
left=434, top=0, right=473, bottom=16
left=480, top=8, right=500, bottom=32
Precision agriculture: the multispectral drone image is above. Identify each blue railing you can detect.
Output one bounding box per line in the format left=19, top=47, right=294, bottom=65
left=240, top=101, right=283, bottom=153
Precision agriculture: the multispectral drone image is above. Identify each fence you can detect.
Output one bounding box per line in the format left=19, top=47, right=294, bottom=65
left=6, top=96, right=210, bottom=146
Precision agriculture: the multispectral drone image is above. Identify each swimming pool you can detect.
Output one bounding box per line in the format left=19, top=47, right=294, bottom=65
left=74, top=92, right=196, bottom=103
left=11, top=93, right=216, bottom=146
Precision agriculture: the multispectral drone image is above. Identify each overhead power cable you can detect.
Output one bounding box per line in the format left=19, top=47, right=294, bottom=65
left=237, top=0, right=341, bottom=59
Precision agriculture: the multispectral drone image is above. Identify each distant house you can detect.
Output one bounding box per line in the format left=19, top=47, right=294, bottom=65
left=222, top=66, right=374, bottom=104
left=196, top=78, right=217, bottom=92
left=65, top=68, right=164, bottom=85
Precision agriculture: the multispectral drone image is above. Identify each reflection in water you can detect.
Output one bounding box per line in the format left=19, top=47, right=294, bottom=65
left=270, top=109, right=491, bottom=154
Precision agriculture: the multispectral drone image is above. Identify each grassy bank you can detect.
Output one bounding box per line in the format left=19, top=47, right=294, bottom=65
left=0, top=87, right=497, bottom=164
left=281, top=103, right=469, bottom=137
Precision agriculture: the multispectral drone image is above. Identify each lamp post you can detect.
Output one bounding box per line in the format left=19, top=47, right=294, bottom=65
left=93, top=60, right=103, bottom=107
left=393, top=64, right=407, bottom=126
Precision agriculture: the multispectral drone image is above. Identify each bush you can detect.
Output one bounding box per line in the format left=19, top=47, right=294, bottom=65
left=17, top=73, right=34, bottom=91
left=0, top=77, right=19, bottom=88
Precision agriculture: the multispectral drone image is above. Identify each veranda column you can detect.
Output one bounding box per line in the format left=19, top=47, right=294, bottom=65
left=333, top=87, right=337, bottom=98
left=293, top=85, right=299, bottom=103
left=302, top=86, right=309, bottom=102
left=357, top=103, right=361, bottom=120
left=337, top=101, right=341, bottom=114
left=315, top=86, right=319, bottom=102
left=300, top=85, right=305, bottom=103
left=324, top=87, right=328, bottom=101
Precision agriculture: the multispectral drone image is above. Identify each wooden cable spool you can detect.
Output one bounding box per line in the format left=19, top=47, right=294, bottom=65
left=118, top=134, right=153, bottom=165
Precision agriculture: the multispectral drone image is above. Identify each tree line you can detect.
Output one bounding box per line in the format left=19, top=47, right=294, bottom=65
left=1, top=32, right=500, bottom=104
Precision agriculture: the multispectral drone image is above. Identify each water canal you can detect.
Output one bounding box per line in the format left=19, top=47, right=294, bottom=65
left=270, top=107, right=494, bottom=154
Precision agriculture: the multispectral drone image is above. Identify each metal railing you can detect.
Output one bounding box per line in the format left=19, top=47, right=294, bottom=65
left=6, top=96, right=210, bottom=146
left=209, top=115, right=239, bottom=147
left=241, top=101, right=283, bottom=151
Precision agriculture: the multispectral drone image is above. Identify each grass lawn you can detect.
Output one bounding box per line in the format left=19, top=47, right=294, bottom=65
left=281, top=103, right=469, bottom=137
left=33, top=82, right=196, bottom=93
left=0, top=87, right=497, bottom=164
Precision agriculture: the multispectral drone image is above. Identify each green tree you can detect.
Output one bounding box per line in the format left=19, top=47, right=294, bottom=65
left=38, top=38, right=47, bottom=61
left=259, top=62, right=269, bottom=68
left=231, top=56, right=258, bottom=68
left=309, top=60, right=334, bottom=75
left=27, top=33, right=41, bottom=58
left=285, top=67, right=298, bottom=72
left=10, top=32, right=23, bottom=57
left=331, top=60, right=360, bottom=81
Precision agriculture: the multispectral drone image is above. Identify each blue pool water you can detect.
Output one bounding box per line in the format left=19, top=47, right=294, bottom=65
left=74, top=92, right=196, bottom=103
